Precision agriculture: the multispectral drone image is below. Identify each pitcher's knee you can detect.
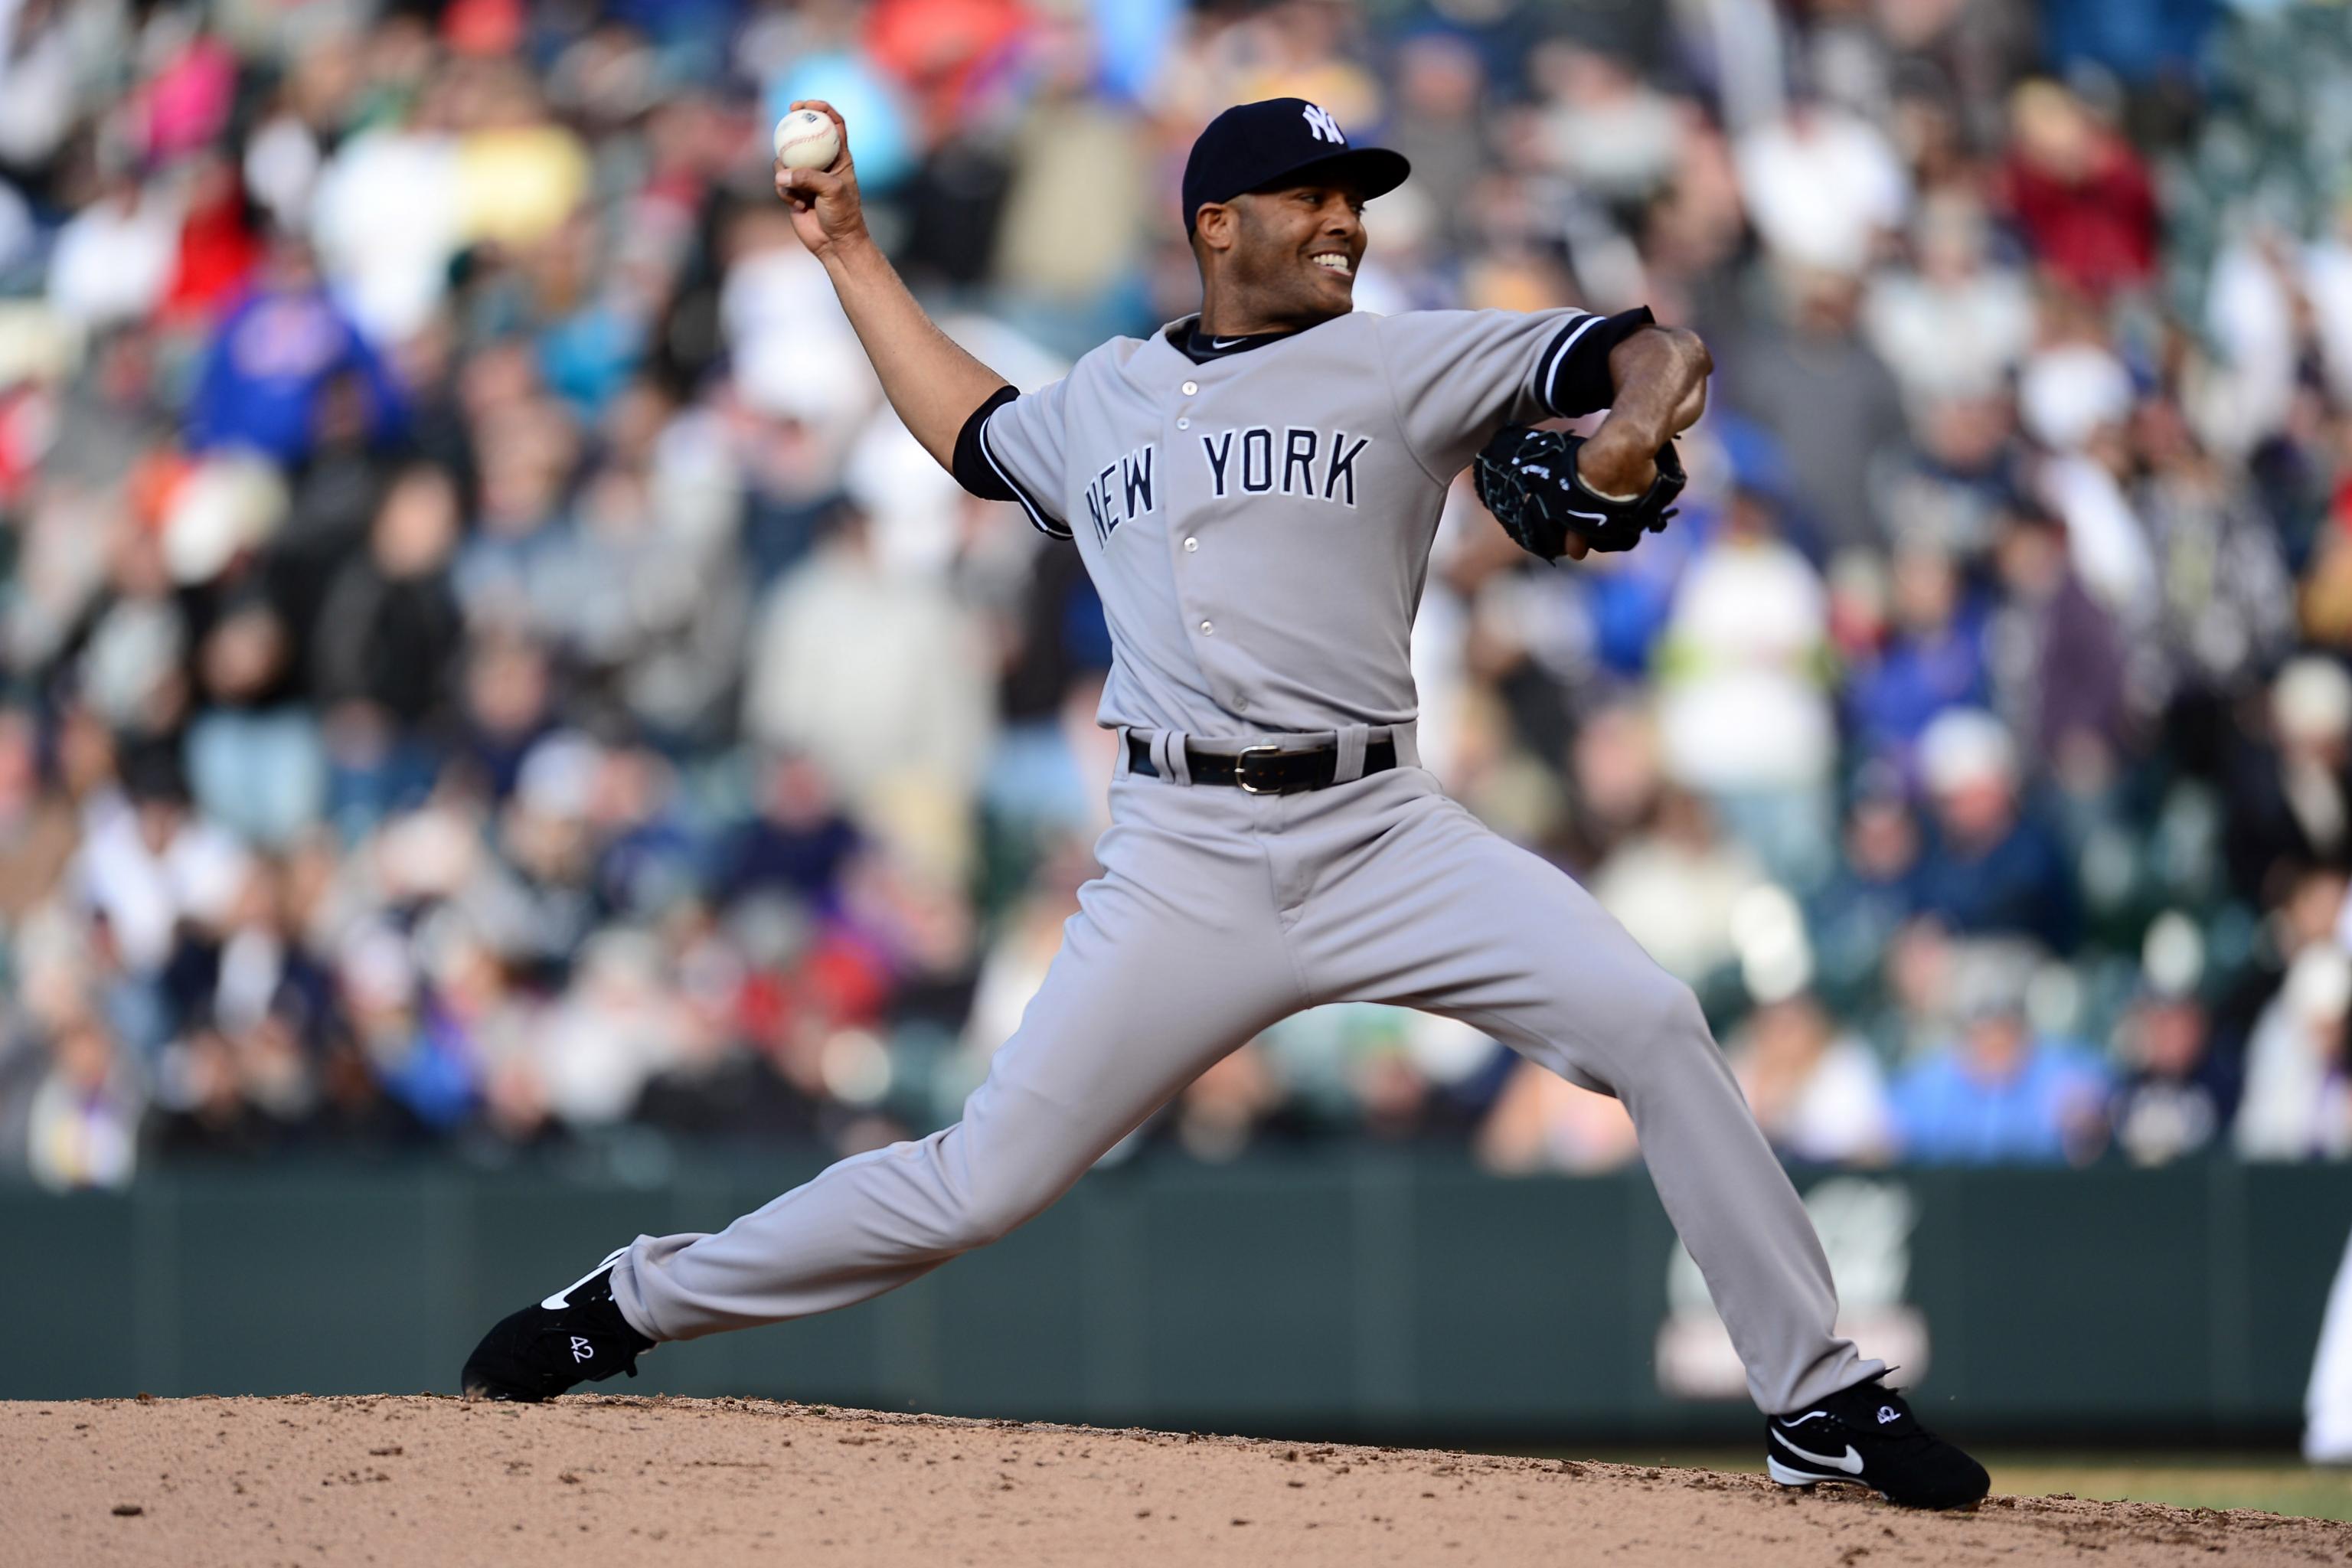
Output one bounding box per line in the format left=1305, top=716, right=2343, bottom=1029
left=1651, top=976, right=1712, bottom=1045
left=913, top=1155, right=1059, bottom=1256
left=890, top=1112, right=1076, bottom=1256
left=952, top=1177, right=1051, bottom=1249
left=1618, top=973, right=1730, bottom=1086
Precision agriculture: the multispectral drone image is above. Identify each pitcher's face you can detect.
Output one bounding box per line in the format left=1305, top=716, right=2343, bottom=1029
left=1217, top=179, right=1368, bottom=326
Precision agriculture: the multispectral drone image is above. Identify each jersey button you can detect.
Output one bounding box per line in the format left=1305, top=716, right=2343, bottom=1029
left=1233, top=696, right=1250, bottom=711
left=1181, top=381, right=1198, bottom=396
left=1176, top=417, right=1190, bottom=430
left=1183, top=537, right=1198, bottom=552
left=1199, top=619, right=1214, bottom=635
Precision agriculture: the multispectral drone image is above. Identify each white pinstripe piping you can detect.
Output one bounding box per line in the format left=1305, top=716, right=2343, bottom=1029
left=978, top=412, right=1070, bottom=539
left=1537, top=312, right=1602, bottom=414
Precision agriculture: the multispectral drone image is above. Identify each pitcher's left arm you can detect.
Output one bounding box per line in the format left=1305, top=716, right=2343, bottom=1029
left=1573, top=326, right=1712, bottom=499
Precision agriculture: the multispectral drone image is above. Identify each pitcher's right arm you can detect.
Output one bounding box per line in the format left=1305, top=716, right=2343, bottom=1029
left=776, top=102, right=1011, bottom=470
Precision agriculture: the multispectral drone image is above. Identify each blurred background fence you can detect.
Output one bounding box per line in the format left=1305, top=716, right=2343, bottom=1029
left=6, top=0, right=2352, bottom=1445
left=9, top=1157, right=2350, bottom=1442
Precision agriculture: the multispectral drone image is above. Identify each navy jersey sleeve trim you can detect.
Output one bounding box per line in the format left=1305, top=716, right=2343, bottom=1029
left=1539, top=305, right=1657, bottom=418
left=950, top=384, right=1021, bottom=501
left=954, top=386, right=1072, bottom=541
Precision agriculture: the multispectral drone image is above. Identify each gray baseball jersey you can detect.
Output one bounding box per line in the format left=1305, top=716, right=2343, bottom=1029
left=973, top=308, right=1622, bottom=737
left=607, top=306, right=1880, bottom=1419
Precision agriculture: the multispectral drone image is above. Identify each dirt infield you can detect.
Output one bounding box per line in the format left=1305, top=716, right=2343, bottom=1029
left=6, top=1395, right=2348, bottom=1568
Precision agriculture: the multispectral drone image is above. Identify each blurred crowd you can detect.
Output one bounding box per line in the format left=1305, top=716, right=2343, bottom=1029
left=2, top=0, right=2350, bottom=1191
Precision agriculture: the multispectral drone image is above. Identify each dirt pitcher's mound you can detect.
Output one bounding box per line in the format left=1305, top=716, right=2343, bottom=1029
left=5, top=1395, right=2347, bottom=1568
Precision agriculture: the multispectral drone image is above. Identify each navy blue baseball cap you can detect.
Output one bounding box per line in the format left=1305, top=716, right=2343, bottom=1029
left=1181, top=98, right=1411, bottom=237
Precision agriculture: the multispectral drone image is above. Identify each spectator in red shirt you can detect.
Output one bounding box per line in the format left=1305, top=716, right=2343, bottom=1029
left=159, top=149, right=263, bottom=328
left=1998, top=80, right=2157, bottom=300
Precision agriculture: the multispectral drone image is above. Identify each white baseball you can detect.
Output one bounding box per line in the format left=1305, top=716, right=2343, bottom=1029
left=773, top=109, right=841, bottom=172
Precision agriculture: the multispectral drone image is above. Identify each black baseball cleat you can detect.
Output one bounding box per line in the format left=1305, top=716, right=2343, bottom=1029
left=1766, top=1374, right=1990, bottom=1509
left=460, top=1247, right=657, bottom=1403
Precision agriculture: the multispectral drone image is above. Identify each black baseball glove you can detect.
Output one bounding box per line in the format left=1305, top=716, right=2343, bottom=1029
left=1472, top=425, right=1685, bottom=560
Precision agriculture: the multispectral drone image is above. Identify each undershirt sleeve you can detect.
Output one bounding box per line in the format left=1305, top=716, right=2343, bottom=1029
left=950, top=385, right=1022, bottom=503
left=1540, top=305, right=1656, bottom=418
left=949, top=381, right=1072, bottom=539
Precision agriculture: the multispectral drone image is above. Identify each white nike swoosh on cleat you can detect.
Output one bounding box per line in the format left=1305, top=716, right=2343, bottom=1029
left=542, top=1247, right=629, bottom=1312
left=1771, top=1430, right=1866, bottom=1475
left=1769, top=1455, right=1880, bottom=1492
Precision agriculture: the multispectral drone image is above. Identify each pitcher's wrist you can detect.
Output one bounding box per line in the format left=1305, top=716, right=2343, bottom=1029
left=1577, top=425, right=1657, bottom=495
left=819, top=228, right=881, bottom=273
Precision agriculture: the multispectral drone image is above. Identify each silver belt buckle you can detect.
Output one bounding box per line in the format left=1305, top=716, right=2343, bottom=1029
left=1233, top=744, right=1286, bottom=795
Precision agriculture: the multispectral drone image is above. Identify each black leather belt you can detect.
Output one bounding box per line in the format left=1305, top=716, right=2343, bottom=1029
left=1126, top=733, right=1398, bottom=795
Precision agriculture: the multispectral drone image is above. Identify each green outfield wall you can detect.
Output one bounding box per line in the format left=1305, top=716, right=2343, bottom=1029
left=6, top=1155, right=2347, bottom=1442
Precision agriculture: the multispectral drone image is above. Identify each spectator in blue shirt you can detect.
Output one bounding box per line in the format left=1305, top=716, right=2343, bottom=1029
left=185, top=233, right=407, bottom=467
left=1808, top=779, right=1926, bottom=1006
left=1847, top=537, right=1989, bottom=774
left=1892, top=944, right=2111, bottom=1164
left=1910, top=707, right=2079, bottom=952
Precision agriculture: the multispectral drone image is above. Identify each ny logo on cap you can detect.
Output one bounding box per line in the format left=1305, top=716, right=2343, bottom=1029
left=1302, top=103, right=1345, bottom=145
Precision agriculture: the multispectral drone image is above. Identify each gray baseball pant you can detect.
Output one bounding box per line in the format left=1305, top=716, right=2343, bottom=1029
left=609, top=744, right=1877, bottom=1416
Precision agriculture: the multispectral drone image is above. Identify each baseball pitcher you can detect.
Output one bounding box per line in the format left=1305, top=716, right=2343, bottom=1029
left=462, top=98, right=1988, bottom=1510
